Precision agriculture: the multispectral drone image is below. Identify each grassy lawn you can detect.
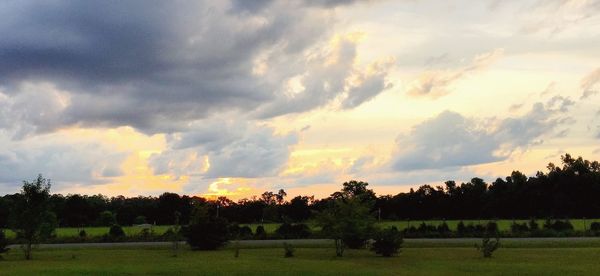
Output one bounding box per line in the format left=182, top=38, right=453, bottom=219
left=1, top=246, right=599, bottom=275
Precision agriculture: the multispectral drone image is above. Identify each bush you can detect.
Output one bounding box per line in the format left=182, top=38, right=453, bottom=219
left=486, top=221, right=498, bottom=235
left=0, top=230, right=9, bottom=259
left=342, top=232, right=370, bottom=249
left=510, top=222, right=529, bottom=233
left=371, top=226, right=403, bottom=257
left=437, top=222, right=450, bottom=236
left=275, top=223, right=311, bottom=239
left=476, top=236, right=499, bottom=258
left=134, top=216, right=147, bottom=225
left=109, top=224, right=125, bottom=238
left=283, top=242, right=295, bottom=258
left=254, top=225, right=267, bottom=240
left=185, top=218, right=229, bottom=250
left=239, top=226, right=253, bottom=239
left=79, top=229, right=87, bottom=238
left=590, top=222, right=600, bottom=233
left=227, top=224, right=253, bottom=240
left=457, top=221, right=466, bottom=236
left=543, top=219, right=573, bottom=232
left=98, top=211, right=117, bottom=226
left=528, top=219, right=539, bottom=231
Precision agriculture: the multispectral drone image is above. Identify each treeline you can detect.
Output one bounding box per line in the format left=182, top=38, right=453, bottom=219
left=1, top=154, right=599, bottom=228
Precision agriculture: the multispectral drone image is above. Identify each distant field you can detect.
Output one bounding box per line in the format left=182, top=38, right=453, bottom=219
left=3, top=219, right=599, bottom=239
left=2, top=225, right=173, bottom=239
left=1, top=247, right=600, bottom=275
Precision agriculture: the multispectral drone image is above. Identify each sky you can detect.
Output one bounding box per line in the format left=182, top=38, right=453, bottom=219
left=0, top=0, right=599, bottom=199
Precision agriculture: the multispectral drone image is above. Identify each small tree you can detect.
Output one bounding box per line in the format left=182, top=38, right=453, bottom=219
left=134, top=215, right=147, bottom=225
left=283, top=242, right=295, bottom=258
left=98, top=211, right=117, bottom=226
left=0, top=229, right=9, bottom=260
left=109, top=224, right=125, bottom=240
left=170, top=211, right=182, bottom=257
left=255, top=225, right=267, bottom=240
left=476, top=235, right=500, bottom=258
left=317, top=181, right=376, bottom=257
left=185, top=205, right=229, bottom=250
left=9, top=174, right=56, bottom=260
left=371, top=226, right=403, bottom=257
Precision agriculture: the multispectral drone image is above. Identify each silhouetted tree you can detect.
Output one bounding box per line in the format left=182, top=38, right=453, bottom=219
left=318, top=180, right=376, bottom=256
left=9, top=174, right=56, bottom=260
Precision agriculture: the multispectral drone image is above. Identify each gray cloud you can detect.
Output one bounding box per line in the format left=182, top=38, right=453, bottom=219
left=0, top=1, right=392, bottom=136
left=392, top=96, right=574, bottom=171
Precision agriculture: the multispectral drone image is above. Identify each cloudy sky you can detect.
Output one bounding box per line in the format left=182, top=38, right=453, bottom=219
left=0, top=0, right=599, bottom=199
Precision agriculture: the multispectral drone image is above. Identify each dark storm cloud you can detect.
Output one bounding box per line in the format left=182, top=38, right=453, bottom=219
left=0, top=1, right=392, bottom=135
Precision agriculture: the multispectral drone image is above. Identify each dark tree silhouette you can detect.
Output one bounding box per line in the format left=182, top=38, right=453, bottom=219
left=9, top=174, right=56, bottom=260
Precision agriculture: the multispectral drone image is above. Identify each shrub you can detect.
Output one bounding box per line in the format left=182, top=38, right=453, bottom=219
left=475, top=236, right=500, bottom=258
left=185, top=218, right=229, bottom=250
left=109, top=224, right=125, bottom=239
left=371, top=226, right=403, bottom=257
left=283, top=242, right=295, bottom=258
left=275, top=223, right=311, bottom=239
left=139, top=228, right=152, bottom=240
left=486, top=221, right=499, bottom=235
left=233, top=240, right=240, bottom=258
left=228, top=224, right=241, bottom=239
left=0, top=230, right=9, bottom=260
left=457, top=221, right=466, bottom=236
left=133, top=216, right=147, bottom=225
left=590, top=222, right=600, bottom=233
left=98, top=211, right=117, bottom=226
left=228, top=224, right=253, bottom=240
left=543, top=219, right=573, bottom=232
left=254, top=225, right=267, bottom=240
left=510, top=222, right=529, bottom=233
left=437, top=222, right=450, bottom=236
left=528, top=219, right=539, bottom=231
left=79, top=229, right=87, bottom=238
left=239, top=226, right=253, bottom=239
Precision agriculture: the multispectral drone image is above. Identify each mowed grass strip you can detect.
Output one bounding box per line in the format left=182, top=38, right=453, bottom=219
left=1, top=247, right=600, bottom=275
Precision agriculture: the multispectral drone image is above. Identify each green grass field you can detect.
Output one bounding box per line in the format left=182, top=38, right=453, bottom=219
left=1, top=246, right=599, bottom=275
left=3, top=218, right=600, bottom=239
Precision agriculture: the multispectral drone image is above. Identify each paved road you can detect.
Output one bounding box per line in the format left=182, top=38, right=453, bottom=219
left=8, top=237, right=600, bottom=249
